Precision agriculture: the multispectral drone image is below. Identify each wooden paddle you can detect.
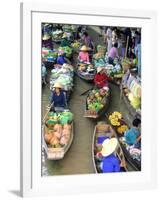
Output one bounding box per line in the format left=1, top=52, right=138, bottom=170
left=42, top=102, right=54, bottom=123
left=80, top=87, right=93, bottom=96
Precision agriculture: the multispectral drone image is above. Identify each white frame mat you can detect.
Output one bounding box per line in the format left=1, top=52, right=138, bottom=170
left=20, top=2, right=157, bottom=197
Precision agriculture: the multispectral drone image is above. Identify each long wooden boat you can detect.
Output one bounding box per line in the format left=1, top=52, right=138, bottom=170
left=42, top=121, right=74, bottom=160
left=75, top=62, right=96, bottom=82
left=84, top=87, right=110, bottom=119
left=92, top=122, right=128, bottom=173
left=42, top=109, right=74, bottom=160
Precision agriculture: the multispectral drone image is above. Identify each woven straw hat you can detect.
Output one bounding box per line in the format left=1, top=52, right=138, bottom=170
left=101, top=138, right=118, bottom=157
left=53, top=82, right=62, bottom=89
left=80, top=45, right=89, bottom=51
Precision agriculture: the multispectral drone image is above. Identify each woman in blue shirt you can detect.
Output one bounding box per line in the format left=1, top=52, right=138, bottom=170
left=99, top=138, right=121, bottom=173
left=50, top=83, right=66, bottom=111
left=124, top=118, right=141, bottom=148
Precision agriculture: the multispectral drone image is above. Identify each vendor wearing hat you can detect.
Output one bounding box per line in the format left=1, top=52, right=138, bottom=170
left=60, top=33, right=71, bottom=47
left=50, top=83, right=66, bottom=111
left=100, top=138, right=120, bottom=173
left=78, top=45, right=90, bottom=63
left=94, top=67, right=111, bottom=88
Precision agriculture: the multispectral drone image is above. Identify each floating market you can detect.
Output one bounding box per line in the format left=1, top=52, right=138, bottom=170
left=41, top=24, right=141, bottom=176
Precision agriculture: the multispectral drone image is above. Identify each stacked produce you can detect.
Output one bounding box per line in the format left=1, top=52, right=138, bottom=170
left=77, top=62, right=95, bottom=75
left=71, top=40, right=81, bottom=52
left=58, top=46, right=72, bottom=58
left=50, top=63, right=74, bottom=91
left=106, top=63, right=123, bottom=79
left=44, top=111, right=73, bottom=148
left=128, top=93, right=141, bottom=109
left=108, top=111, right=128, bottom=135
left=42, top=48, right=58, bottom=62
left=52, top=29, right=64, bottom=42
left=108, top=111, right=122, bottom=126
left=86, top=87, right=109, bottom=116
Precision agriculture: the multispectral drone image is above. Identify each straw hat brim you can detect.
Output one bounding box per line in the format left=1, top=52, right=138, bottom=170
left=80, top=45, right=89, bottom=51
left=53, top=83, right=62, bottom=89
left=101, top=138, right=118, bottom=157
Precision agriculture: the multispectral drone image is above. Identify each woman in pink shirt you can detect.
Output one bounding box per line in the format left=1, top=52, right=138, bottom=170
left=78, top=45, right=90, bottom=63
left=108, top=43, right=119, bottom=65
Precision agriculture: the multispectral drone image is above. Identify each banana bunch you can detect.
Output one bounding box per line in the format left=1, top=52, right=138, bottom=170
left=117, top=125, right=128, bottom=134
left=108, top=111, right=122, bottom=126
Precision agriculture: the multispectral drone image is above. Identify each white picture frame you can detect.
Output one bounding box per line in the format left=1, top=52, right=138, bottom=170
left=20, top=2, right=157, bottom=197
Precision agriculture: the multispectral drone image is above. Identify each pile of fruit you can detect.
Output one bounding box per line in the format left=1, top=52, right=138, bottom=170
left=108, top=111, right=129, bottom=135
left=128, top=93, right=141, bottom=109
left=86, top=88, right=109, bottom=115
left=78, top=62, right=95, bottom=74
left=108, top=111, right=122, bottom=126
left=44, top=111, right=73, bottom=148
left=117, top=125, right=128, bottom=135
left=106, top=63, right=123, bottom=79
left=58, top=46, right=72, bottom=58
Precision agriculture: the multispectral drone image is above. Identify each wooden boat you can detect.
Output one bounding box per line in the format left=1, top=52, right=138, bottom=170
left=75, top=61, right=96, bottom=82
left=42, top=109, right=74, bottom=160
left=119, top=139, right=141, bottom=171
left=92, top=122, right=128, bottom=173
left=43, top=121, right=74, bottom=160
left=84, top=87, right=110, bottom=119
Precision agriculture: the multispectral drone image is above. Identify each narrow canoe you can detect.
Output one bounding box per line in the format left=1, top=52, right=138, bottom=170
left=42, top=121, right=74, bottom=160
left=92, top=122, right=128, bottom=173
left=84, top=88, right=110, bottom=119
left=75, top=62, right=96, bottom=82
